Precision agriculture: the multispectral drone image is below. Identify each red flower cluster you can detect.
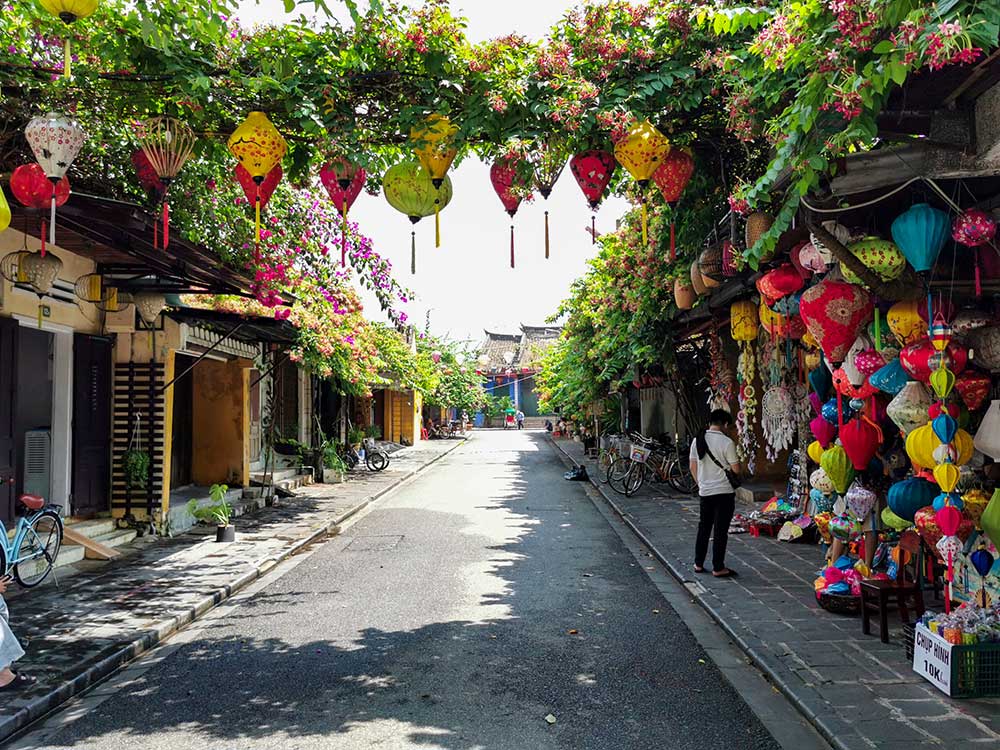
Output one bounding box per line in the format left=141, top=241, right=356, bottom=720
left=926, top=22, right=982, bottom=71
left=753, top=14, right=804, bottom=69
left=827, top=0, right=877, bottom=49
left=819, top=89, right=863, bottom=120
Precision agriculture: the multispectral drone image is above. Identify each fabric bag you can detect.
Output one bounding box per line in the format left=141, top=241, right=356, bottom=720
left=705, top=441, right=742, bottom=490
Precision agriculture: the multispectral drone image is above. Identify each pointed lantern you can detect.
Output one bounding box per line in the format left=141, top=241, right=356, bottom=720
left=411, top=115, right=458, bottom=247
left=383, top=161, right=453, bottom=275
left=614, top=120, right=670, bottom=246
left=570, top=150, right=616, bottom=244
left=24, top=112, right=85, bottom=251
left=652, top=148, right=694, bottom=261
left=227, top=112, right=287, bottom=246
left=528, top=141, right=567, bottom=259
left=135, top=116, right=195, bottom=250
left=38, top=0, right=98, bottom=78
left=319, top=159, right=367, bottom=267
left=0, top=185, right=10, bottom=235
left=490, top=154, right=532, bottom=269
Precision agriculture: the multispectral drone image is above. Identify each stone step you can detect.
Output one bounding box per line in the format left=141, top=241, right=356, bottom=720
left=91, top=527, right=138, bottom=550
left=64, top=516, right=117, bottom=540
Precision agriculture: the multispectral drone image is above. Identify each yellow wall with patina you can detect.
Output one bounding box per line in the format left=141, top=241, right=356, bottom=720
left=191, top=358, right=251, bottom=487
left=382, top=389, right=422, bottom=445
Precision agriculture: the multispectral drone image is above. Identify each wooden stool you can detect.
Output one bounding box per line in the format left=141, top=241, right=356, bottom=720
left=860, top=578, right=925, bottom=644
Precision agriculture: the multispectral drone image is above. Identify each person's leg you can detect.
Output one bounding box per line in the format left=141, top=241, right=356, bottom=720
left=712, top=493, right=737, bottom=573
left=694, top=495, right=715, bottom=571
left=0, top=608, right=25, bottom=688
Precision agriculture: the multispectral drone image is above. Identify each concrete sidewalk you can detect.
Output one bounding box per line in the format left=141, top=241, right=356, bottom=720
left=550, top=435, right=1000, bottom=750
left=0, top=437, right=466, bottom=743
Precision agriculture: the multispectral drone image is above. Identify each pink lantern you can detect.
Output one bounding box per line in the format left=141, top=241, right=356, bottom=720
left=900, top=339, right=968, bottom=382
left=799, top=279, right=874, bottom=364
left=853, top=349, right=884, bottom=377
left=491, top=154, right=530, bottom=269
left=810, top=414, right=837, bottom=448
left=319, top=159, right=367, bottom=266
left=841, top=417, right=882, bottom=470
left=952, top=209, right=996, bottom=247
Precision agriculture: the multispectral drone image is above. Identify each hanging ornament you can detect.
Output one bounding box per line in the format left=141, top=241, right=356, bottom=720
left=18, top=250, right=63, bottom=327
left=970, top=324, right=1000, bottom=372
left=131, top=148, right=166, bottom=200
left=411, top=115, right=459, bottom=247
left=840, top=417, right=882, bottom=470
left=899, top=339, right=967, bottom=382
left=614, top=120, right=670, bottom=247
left=490, top=154, right=531, bottom=269
left=840, top=237, right=906, bottom=285
left=319, top=159, right=367, bottom=266
left=699, top=243, right=725, bottom=287
left=227, top=112, right=287, bottom=246
left=9, top=163, right=70, bottom=254
left=810, top=467, right=835, bottom=495
left=383, top=161, right=453, bottom=275
left=24, top=112, right=85, bottom=251
left=235, top=163, right=282, bottom=262
left=954, top=369, right=991, bottom=411
left=0, top=185, right=10, bottom=234
left=799, top=278, right=873, bottom=364
left=820, top=445, right=854, bottom=494
left=529, top=141, right=568, bottom=260
left=810, top=414, right=837, bottom=448
left=845, top=480, right=877, bottom=520
left=569, top=150, right=616, bottom=245
left=809, top=220, right=849, bottom=261
left=886, top=381, right=932, bottom=436
left=761, top=385, right=795, bottom=461
left=885, top=300, right=925, bottom=347
left=652, top=148, right=694, bottom=260
left=891, top=202, right=950, bottom=273
left=730, top=299, right=758, bottom=341
left=952, top=208, right=996, bottom=247
left=38, top=0, right=98, bottom=78
left=135, top=117, right=196, bottom=250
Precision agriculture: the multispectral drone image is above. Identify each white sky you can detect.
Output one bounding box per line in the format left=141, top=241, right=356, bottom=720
left=236, top=0, right=628, bottom=345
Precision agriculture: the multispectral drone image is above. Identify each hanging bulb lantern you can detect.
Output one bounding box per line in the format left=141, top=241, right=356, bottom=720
left=798, top=278, right=873, bottom=364
left=614, top=120, right=670, bottom=246
left=529, top=141, right=568, bottom=259
left=134, top=291, right=167, bottom=326
left=840, top=416, right=882, bottom=471
left=0, top=184, right=10, bottom=234
left=73, top=272, right=103, bottom=304
left=135, top=117, right=195, bottom=250
left=38, top=0, right=98, bottom=78
left=10, top=163, right=70, bottom=255
left=953, top=209, right=997, bottom=295
left=886, top=381, right=932, bottom=436
left=490, top=154, right=531, bottom=269
left=235, top=163, right=282, bottom=262
left=652, top=148, right=694, bottom=260
left=319, top=159, right=367, bottom=266
left=24, top=112, right=85, bottom=251
left=383, top=161, right=453, bottom=275
left=570, top=150, right=616, bottom=245
left=891, top=202, right=950, bottom=273
left=227, top=112, right=287, bottom=246
left=820, top=445, right=854, bottom=494
left=729, top=299, right=758, bottom=341
left=411, top=115, right=459, bottom=247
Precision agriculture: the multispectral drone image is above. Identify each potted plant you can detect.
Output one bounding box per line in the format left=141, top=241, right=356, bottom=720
left=323, top=446, right=348, bottom=483
left=347, top=425, right=366, bottom=449
left=123, top=449, right=150, bottom=489
left=186, top=483, right=235, bottom=542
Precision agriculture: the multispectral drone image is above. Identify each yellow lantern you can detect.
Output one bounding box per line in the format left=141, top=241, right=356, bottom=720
left=614, top=120, right=670, bottom=246
left=411, top=114, right=459, bottom=247
left=0, top=185, right=10, bottom=234
left=954, top=428, right=974, bottom=465
left=730, top=299, right=758, bottom=342
left=38, top=0, right=98, bottom=78
left=228, top=112, right=287, bottom=245
left=886, top=300, right=926, bottom=346
left=820, top=445, right=854, bottom=494
left=802, top=330, right=818, bottom=349
left=905, top=423, right=937, bottom=469
left=962, top=488, right=990, bottom=525
left=933, top=462, right=960, bottom=493
left=807, top=440, right=824, bottom=465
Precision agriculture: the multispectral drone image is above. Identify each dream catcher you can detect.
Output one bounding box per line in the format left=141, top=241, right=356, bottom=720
left=762, top=385, right=795, bottom=462
left=730, top=299, right=758, bottom=474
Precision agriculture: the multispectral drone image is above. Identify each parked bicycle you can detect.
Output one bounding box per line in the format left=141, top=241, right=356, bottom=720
left=364, top=439, right=390, bottom=472
left=608, top=433, right=696, bottom=497
left=0, top=494, right=63, bottom=588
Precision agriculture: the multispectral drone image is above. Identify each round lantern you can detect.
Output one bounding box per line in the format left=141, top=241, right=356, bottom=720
left=810, top=468, right=835, bottom=495
left=900, top=339, right=967, bottom=382
left=853, top=349, right=883, bottom=377
left=0, top=185, right=9, bottom=234
left=653, top=148, right=694, bottom=260
left=933, top=492, right=964, bottom=512
left=10, top=163, right=69, bottom=211
left=674, top=277, right=696, bottom=310
left=891, top=203, right=951, bottom=273
left=799, top=278, right=873, bottom=364
left=846, top=480, right=877, bottom=519
left=24, top=112, right=85, bottom=249
left=320, top=158, right=367, bottom=266
left=970, top=325, right=1000, bottom=372
left=952, top=208, right=996, bottom=247
left=952, top=308, right=992, bottom=336
left=529, top=140, right=568, bottom=259
left=797, top=241, right=829, bottom=274
left=841, top=417, right=882, bottom=470
left=730, top=300, right=757, bottom=341
left=822, top=396, right=855, bottom=425
left=384, top=161, right=454, bottom=274
left=830, top=514, right=861, bottom=542
left=840, top=237, right=906, bottom=285
left=228, top=112, right=287, bottom=243
left=970, top=549, right=996, bottom=577
left=888, top=477, right=937, bottom=522
left=886, top=381, right=932, bottom=436
left=820, top=445, right=854, bottom=494
left=807, top=440, right=825, bottom=465
left=882, top=506, right=913, bottom=531
left=954, top=369, right=991, bottom=411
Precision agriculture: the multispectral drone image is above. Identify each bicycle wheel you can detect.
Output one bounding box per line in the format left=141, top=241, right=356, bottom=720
left=665, top=459, right=694, bottom=494
left=14, top=510, right=63, bottom=588
left=366, top=451, right=389, bottom=472
left=607, top=456, right=632, bottom=495
left=624, top=462, right=646, bottom=496
left=598, top=449, right=616, bottom=483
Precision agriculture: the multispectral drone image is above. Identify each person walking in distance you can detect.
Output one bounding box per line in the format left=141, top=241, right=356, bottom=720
left=515, top=409, right=525, bottom=430
left=689, top=410, right=741, bottom=578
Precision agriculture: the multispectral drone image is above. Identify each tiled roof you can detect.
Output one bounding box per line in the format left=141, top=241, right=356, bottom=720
left=479, top=331, right=521, bottom=371
left=477, top=325, right=562, bottom=372
left=516, top=325, right=562, bottom=369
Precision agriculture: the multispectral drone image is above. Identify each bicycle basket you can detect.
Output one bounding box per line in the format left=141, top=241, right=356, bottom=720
left=629, top=445, right=651, bottom=464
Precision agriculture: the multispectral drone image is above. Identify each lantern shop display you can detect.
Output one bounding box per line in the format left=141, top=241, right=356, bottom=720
left=24, top=112, right=85, bottom=249
left=228, top=111, right=287, bottom=245
left=614, top=120, right=670, bottom=246
left=384, top=161, right=453, bottom=275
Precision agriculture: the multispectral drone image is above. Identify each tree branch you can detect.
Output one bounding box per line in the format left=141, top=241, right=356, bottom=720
left=808, top=222, right=923, bottom=301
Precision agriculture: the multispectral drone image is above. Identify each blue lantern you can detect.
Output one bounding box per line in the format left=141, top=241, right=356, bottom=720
left=809, top=362, right=832, bottom=401
left=932, top=412, right=957, bottom=444
left=822, top=396, right=855, bottom=425
left=869, top=359, right=909, bottom=395
left=932, top=491, right=964, bottom=512
left=890, top=203, right=950, bottom=273
left=887, top=476, right=936, bottom=522
left=970, top=549, right=996, bottom=577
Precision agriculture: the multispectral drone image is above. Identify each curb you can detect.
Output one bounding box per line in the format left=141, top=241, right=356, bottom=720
left=0, top=438, right=466, bottom=744
left=547, top=436, right=850, bottom=750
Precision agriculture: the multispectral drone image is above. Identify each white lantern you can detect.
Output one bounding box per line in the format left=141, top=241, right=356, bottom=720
left=24, top=112, right=85, bottom=247
left=887, top=381, right=932, bottom=436
left=974, top=400, right=1000, bottom=461
left=133, top=291, right=167, bottom=326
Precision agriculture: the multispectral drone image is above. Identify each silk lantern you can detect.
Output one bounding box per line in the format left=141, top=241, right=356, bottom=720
left=840, top=237, right=906, bottom=285
left=810, top=414, right=837, bottom=448
left=384, top=161, right=453, bottom=275
left=854, top=349, right=883, bottom=377
left=491, top=154, right=532, bottom=269
left=570, top=150, right=616, bottom=244
left=822, top=396, right=855, bottom=425
left=891, top=203, right=950, bottom=273
left=933, top=462, right=961, bottom=494
left=888, top=477, right=937, bottom=522
left=730, top=300, right=757, bottom=341
left=652, top=148, right=694, bottom=260
left=954, top=369, right=990, bottom=411
left=900, top=339, right=967, bottom=382
left=614, top=120, right=670, bottom=246
left=529, top=140, right=568, bottom=259
left=9, top=163, right=70, bottom=255
left=235, top=163, right=282, bottom=262
left=38, top=0, right=97, bottom=77
left=841, top=417, right=882, bottom=470
left=799, top=278, right=873, bottom=364
left=953, top=208, right=997, bottom=296
left=933, top=492, right=963, bottom=512
left=821, top=445, right=854, bottom=494
left=886, top=300, right=925, bottom=347
left=971, top=325, right=1000, bottom=372
left=982, top=489, right=1000, bottom=549
left=756, top=263, right=804, bottom=304
left=131, top=149, right=165, bottom=200
left=810, top=468, right=835, bottom=495
left=846, top=480, right=877, bottom=519
left=24, top=112, right=85, bottom=250
left=319, top=159, right=367, bottom=266
left=807, top=440, right=825, bottom=465
left=412, top=115, right=458, bottom=247
left=887, top=381, right=932, bottom=436
left=135, top=117, right=195, bottom=250
left=0, top=185, right=9, bottom=234
left=974, top=400, right=1000, bottom=460
left=228, top=112, right=287, bottom=245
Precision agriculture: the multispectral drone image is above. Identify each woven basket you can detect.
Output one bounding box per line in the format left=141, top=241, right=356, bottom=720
left=745, top=212, right=774, bottom=251
left=699, top=242, right=725, bottom=286
left=690, top=259, right=708, bottom=295
left=818, top=592, right=861, bottom=616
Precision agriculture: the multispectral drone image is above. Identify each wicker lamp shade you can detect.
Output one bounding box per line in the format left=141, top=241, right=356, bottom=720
left=745, top=212, right=773, bottom=250
left=134, top=291, right=167, bottom=325
left=19, top=251, right=62, bottom=294
left=137, top=117, right=195, bottom=181
left=74, top=272, right=103, bottom=303
left=699, top=242, right=724, bottom=284
left=0, top=251, right=29, bottom=283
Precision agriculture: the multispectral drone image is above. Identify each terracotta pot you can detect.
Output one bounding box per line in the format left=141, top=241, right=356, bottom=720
left=690, top=260, right=708, bottom=295
left=745, top=212, right=774, bottom=252
left=674, top=278, right=696, bottom=309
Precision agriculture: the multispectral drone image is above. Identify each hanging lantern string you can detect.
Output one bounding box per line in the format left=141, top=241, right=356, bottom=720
left=640, top=198, right=648, bottom=247
left=255, top=186, right=262, bottom=245
left=342, top=197, right=349, bottom=267
left=544, top=210, right=550, bottom=260
left=591, top=214, right=596, bottom=245
left=435, top=199, right=441, bottom=248
left=49, top=182, right=57, bottom=247
left=411, top=230, right=416, bottom=275
left=63, top=37, right=71, bottom=79
left=162, top=200, right=169, bottom=249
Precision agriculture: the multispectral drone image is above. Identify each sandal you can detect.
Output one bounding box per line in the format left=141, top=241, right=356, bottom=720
left=693, top=565, right=706, bottom=573
left=712, top=568, right=738, bottom=578
left=0, top=673, right=37, bottom=691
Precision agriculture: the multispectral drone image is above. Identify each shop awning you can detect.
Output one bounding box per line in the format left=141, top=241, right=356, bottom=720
left=166, top=307, right=298, bottom=346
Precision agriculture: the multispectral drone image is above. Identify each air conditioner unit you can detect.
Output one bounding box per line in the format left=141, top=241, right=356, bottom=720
left=23, top=429, right=50, bottom=500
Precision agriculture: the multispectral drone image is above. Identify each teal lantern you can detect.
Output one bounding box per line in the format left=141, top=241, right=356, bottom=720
left=891, top=203, right=950, bottom=273
left=933, top=492, right=964, bottom=512
left=932, top=412, right=957, bottom=444
left=809, top=361, right=832, bottom=400
left=869, top=359, right=909, bottom=395
left=888, top=476, right=937, bottom=522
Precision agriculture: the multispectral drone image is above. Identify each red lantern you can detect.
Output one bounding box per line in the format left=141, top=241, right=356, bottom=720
left=954, top=369, right=991, bottom=411
left=570, top=150, right=616, bottom=245
left=10, top=163, right=69, bottom=255
left=841, top=417, right=882, bottom=470
left=936, top=505, right=963, bottom=537
left=652, top=149, right=694, bottom=260
left=756, top=263, right=804, bottom=304
left=900, top=339, right=968, bottom=382
left=928, top=401, right=960, bottom=420
left=236, top=163, right=282, bottom=210
left=131, top=149, right=165, bottom=197
left=799, top=279, right=874, bottom=365
left=722, top=240, right=738, bottom=276
left=319, top=159, right=366, bottom=267
left=490, top=154, right=530, bottom=269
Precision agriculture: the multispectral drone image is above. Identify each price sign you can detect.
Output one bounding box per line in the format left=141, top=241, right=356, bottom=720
left=912, top=624, right=953, bottom=695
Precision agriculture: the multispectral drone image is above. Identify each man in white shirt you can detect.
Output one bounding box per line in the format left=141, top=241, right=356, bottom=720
left=689, top=409, right=741, bottom=578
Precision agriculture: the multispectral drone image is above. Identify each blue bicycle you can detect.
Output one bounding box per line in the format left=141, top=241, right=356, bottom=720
left=0, top=494, right=63, bottom=588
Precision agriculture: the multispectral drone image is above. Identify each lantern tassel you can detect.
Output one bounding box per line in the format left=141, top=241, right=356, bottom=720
left=63, top=37, right=71, bottom=79
left=435, top=201, right=441, bottom=248
left=411, top=230, right=416, bottom=275
left=946, top=551, right=953, bottom=615
left=153, top=218, right=158, bottom=250
left=510, top=224, right=515, bottom=269
left=342, top=198, right=348, bottom=267
left=591, top=215, right=596, bottom=245
left=544, top=210, right=550, bottom=260
left=669, top=222, right=676, bottom=261
left=874, top=308, right=882, bottom=351
left=255, top=191, right=262, bottom=246
left=49, top=188, right=56, bottom=247
left=975, top=248, right=983, bottom=297
left=162, top=201, right=169, bottom=250
left=641, top=201, right=648, bottom=246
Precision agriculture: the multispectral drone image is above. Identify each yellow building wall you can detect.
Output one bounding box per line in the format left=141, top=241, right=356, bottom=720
left=382, top=389, right=421, bottom=445
left=191, top=358, right=250, bottom=487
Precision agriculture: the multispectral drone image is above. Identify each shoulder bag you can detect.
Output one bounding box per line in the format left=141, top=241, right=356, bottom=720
left=704, top=439, right=742, bottom=490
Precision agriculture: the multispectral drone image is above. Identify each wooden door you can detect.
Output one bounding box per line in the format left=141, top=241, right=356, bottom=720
left=0, top=319, right=17, bottom=526
left=72, top=334, right=112, bottom=517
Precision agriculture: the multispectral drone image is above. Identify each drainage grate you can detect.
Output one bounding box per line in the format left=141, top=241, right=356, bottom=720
left=344, top=535, right=405, bottom=552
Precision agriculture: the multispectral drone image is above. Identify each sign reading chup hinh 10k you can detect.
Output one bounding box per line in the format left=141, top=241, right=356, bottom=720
left=913, top=624, right=953, bottom=695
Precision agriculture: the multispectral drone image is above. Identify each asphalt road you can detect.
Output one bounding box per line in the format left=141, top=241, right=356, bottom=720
left=14, top=431, right=780, bottom=750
